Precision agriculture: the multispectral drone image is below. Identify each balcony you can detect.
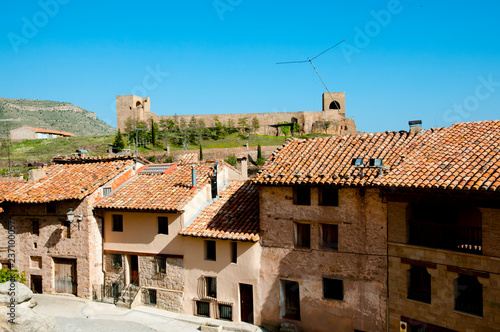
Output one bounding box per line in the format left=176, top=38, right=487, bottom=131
left=408, top=221, right=482, bottom=255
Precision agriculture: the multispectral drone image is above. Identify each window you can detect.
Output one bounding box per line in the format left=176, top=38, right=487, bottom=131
left=154, top=257, right=166, bottom=275
left=455, top=274, right=482, bottom=316
left=293, top=187, right=310, bottom=206
left=46, top=202, right=56, bottom=213
left=323, top=278, right=343, bottom=301
left=158, top=217, right=168, bottom=235
left=205, top=276, right=217, bottom=298
left=294, top=223, right=310, bottom=249
left=329, top=100, right=341, bottom=110
left=196, top=301, right=210, bottom=317
left=281, top=280, right=300, bottom=320
left=407, top=266, right=431, bottom=304
left=205, top=240, right=216, bottom=261
left=146, top=289, right=157, bottom=305
left=319, top=188, right=338, bottom=206
left=112, top=215, right=123, bottom=232
left=103, top=187, right=112, bottom=197
left=219, top=304, right=232, bottom=321
left=32, top=220, right=39, bottom=236
left=321, top=224, right=338, bottom=249
left=111, top=254, right=122, bottom=269
left=230, top=242, right=237, bottom=264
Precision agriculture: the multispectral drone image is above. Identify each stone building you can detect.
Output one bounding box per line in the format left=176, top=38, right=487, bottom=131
left=254, top=120, right=500, bottom=332
left=116, top=92, right=357, bottom=136
left=10, top=126, right=75, bottom=142
left=0, top=155, right=143, bottom=299
left=180, top=181, right=261, bottom=324
left=93, top=160, right=248, bottom=312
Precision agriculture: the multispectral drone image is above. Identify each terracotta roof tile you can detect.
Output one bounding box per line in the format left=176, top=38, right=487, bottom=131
left=0, top=179, right=27, bottom=203
left=255, top=120, right=500, bottom=192
left=94, top=164, right=213, bottom=212
left=25, top=126, right=75, bottom=137
left=180, top=181, right=259, bottom=242
left=5, top=160, right=134, bottom=203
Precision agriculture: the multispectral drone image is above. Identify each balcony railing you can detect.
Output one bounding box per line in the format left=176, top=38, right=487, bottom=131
left=407, top=288, right=431, bottom=304
left=455, top=299, right=483, bottom=317
left=408, top=221, right=482, bottom=255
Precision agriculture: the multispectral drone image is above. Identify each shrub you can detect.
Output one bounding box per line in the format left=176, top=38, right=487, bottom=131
left=0, top=268, right=26, bottom=284
left=255, top=157, right=265, bottom=166
left=224, top=155, right=237, bottom=167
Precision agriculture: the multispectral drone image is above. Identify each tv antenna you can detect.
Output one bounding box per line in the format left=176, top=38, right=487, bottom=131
left=276, top=39, right=346, bottom=99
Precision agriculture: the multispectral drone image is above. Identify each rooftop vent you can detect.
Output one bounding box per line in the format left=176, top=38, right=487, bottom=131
left=409, top=120, right=422, bottom=133
left=139, top=165, right=172, bottom=175
left=351, top=158, right=363, bottom=166
left=369, top=158, right=383, bottom=167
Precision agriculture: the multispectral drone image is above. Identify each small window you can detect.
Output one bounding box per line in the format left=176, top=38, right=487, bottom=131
left=154, top=257, right=167, bottom=275
left=329, top=100, right=341, bottom=110
left=455, top=274, right=482, bottom=316
left=293, top=187, right=310, bottom=206
left=219, top=304, right=232, bottom=321
left=32, top=220, right=39, bottom=236
left=282, top=280, right=300, bottom=320
left=196, top=301, right=210, bottom=317
left=112, top=215, right=123, bottom=232
left=103, top=187, right=112, bottom=197
left=407, top=266, right=431, bottom=304
left=319, top=188, right=338, bottom=206
left=205, top=240, right=216, bottom=261
left=323, top=278, right=343, bottom=301
left=321, top=224, right=338, bottom=249
left=230, top=242, right=237, bottom=264
left=46, top=202, right=56, bottom=213
left=205, top=276, right=217, bottom=298
left=111, top=254, right=122, bottom=269
left=294, top=223, right=310, bottom=249
left=158, top=217, right=168, bottom=235
left=146, top=289, right=157, bottom=305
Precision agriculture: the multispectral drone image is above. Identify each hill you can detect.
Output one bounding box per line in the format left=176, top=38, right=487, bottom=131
left=0, top=97, right=116, bottom=137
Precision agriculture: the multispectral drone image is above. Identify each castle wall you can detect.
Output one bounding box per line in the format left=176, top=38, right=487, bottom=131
left=116, top=93, right=357, bottom=136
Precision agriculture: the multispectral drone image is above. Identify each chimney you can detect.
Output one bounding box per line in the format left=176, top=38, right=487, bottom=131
left=236, top=156, right=248, bottom=180
left=27, top=168, right=46, bottom=183
left=409, top=120, right=422, bottom=133
left=191, top=165, right=196, bottom=188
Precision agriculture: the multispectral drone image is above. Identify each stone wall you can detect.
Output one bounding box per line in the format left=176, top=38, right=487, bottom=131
left=116, top=93, right=357, bottom=136
left=259, top=186, right=387, bottom=332
left=387, top=197, right=500, bottom=331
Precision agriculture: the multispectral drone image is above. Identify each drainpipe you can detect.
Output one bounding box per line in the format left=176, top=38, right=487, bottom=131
left=191, top=165, right=196, bottom=188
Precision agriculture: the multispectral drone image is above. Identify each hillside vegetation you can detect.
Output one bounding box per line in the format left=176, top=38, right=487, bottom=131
left=0, top=97, right=116, bottom=137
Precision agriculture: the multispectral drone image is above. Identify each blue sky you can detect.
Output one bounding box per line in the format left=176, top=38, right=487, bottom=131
left=1, top=0, right=499, bottom=133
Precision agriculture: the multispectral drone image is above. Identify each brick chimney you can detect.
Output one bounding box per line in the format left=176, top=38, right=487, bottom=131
left=409, top=120, right=422, bottom=133
left=236, top=156, right=248, bottom=180
left=27, top=168, right=46, bottom=183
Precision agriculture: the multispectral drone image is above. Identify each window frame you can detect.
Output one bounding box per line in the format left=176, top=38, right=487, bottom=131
left=205, top=276, right=217, bottom=299
left=320, top=224, right=339, bottom=250
left=111, top=254, right=122, bottom=269
left=103, top=187, right=112, bottom=197
left=407, top=265, right=431, bottom=304
left=147, top=289, right=157, bottom=305
left=218, top=303, right=233, bottom=321
left=318, top=187, right=339, bottom=207
left=323, top=277, right=344, bottom=301
left=455, top=274, right=483, bottom=317
left=196, top=300, right=210, bottom=317
left=112, top=214, right=123, bottom=232
left=293, top=186, right=311, bottom=206
left=205, top=240, right=216, bottom=261
left=294, top=222, right=311, bottom=249
left=157, top=216, right=169, bottom=235
left=281, top=279, right=300, bottom=321
left=154, top=256, right=167, bottom=275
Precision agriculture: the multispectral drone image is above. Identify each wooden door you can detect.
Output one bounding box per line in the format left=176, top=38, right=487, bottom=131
left=54, top=258, right=76, bottom=294
left=130, top=255, right=139, bottom=284
left=240, top=283, right=254, bottom=324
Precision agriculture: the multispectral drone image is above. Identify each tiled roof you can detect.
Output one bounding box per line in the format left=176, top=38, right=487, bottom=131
left=52, top=155, right=151, bottom=164
left=255, top=120, right=500, bottom=192
left=94, top=164, right=213, bottom=212
left=379, top=120, right=500, bottom=191
left=5, top=160, right=134, bottom=203
left=0, top=180, right=26, bottom=203
left=254, top=131, right=423, bottom=187
left=25, top=126, right=75, bottom=137
left=180, top=181, right=259, bottom=242
left=179, top=153, right=198, bottom=165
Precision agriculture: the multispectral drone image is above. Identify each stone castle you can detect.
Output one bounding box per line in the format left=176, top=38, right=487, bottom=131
left=116, top=92, right=356, bottom=135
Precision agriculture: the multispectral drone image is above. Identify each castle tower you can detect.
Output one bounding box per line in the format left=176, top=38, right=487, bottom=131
left=322, top=92, right=345, bottom=116
left=116, top=95, right=151, bottom=131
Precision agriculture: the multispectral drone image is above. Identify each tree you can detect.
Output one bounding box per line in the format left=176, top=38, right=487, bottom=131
left=251, top=117, right=260, bottom=135
left=280, top=121, right=291, bottom=136
left=151, top=119, right=157, bottom=146
left=199, top=144, right=203, bottom=161
left=324, top=121, right=331, bottom=134
left=257, top=145, right=262, bottom=160
left=238, top=118, right=249, bottom=133
left=113, top=129, right=125, bottom=152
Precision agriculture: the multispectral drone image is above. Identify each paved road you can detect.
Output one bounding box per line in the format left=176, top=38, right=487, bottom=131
left=32, top=294, right=202, bottom=332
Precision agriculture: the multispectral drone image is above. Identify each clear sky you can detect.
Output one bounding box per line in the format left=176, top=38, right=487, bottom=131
left=1, top=0, right=499, bottom=133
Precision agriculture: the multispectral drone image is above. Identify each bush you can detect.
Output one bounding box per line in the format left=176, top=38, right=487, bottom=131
left=0, top=268, right=26, bottom=284
left=224, top=155, right=237, bottom=167
left=255, top=157, right=266, bottom=166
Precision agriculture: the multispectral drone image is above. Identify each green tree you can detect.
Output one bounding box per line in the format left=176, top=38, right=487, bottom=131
left=224, top=155, right=237, bottom=167
left=324, top=121, right=331, bottom=134
left=251, top=117, right=260, bottom=134
left=280, top=121, right=291, bottom=136
left=257, top=144, right=262, bottom=159
left=199, top=144, right=203, bottom=161
left=151, top=119, right=157, bottom=146
left=112, top=129, right=125, bottom=152
left=238, top=118, right=249, bottom=133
